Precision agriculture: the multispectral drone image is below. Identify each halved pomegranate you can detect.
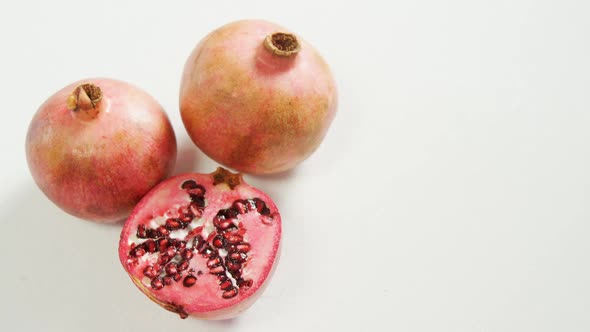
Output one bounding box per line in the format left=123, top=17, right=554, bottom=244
left=118, top=168, right=281, bottom=319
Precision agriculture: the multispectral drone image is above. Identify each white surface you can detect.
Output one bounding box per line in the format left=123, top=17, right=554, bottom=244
left=1, top=0, right=589, bottom=331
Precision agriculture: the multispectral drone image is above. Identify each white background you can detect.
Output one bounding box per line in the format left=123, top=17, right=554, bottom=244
left=1, top=0, right=589, bottom=331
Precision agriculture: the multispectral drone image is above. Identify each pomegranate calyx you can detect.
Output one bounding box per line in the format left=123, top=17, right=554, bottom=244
left=212, top=167, right=243, bottom=189
left=66, top=83, right=103, bottom=120
left=263, top=32, right=300, bottom=57
left=67, top=83, right=102, bottom=110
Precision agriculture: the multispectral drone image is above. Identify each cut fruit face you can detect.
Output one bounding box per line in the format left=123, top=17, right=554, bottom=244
left=118, top=168, right=281, bottom=319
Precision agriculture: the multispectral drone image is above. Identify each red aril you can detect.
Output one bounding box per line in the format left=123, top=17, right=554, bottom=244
left=26, top=78, right=177, bottom=223
left=180, top=19, right=338, bottom=174
left=118, top=168, right=281, bottom=319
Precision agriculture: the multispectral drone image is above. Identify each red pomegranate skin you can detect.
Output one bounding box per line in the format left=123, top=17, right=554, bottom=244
left=180, top=19, right=338, bottom=174
left=26, top=78, right=177, bottom=223
left=118, top=168, right=281, bottom=319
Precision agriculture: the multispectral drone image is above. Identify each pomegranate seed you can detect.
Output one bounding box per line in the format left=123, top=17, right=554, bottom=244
left=133, top=246, right=146, bottom=257
left=253, top=198, right=266, bottom=213
left=197, top=244, right=208, bottom=254
left=224, top=208, right=239, bottom=219
left=181, top=249, right=194, bottom=260
left=212, top=236, right=224, bottom=248
left=173, top=273, right=183, bottom=282
left=182, top=180, right=206, bottom=196
left=183, top=275, right=197, bottom=287
left=207, top=257, right=221, bottom=268
left=137, top=224, right=148, bottom=238
left=191, top=195, right=205, bottom=208
left=144, top=239, right=157, bottom=253
left=217, top=219, right=235, bottom=230
left=209, top=266, right=225, bottom=274
left=143, top=266, right=157, bottom=278
left=224, top=233, right=243, bottom=244
left=146, top=229, right=158, bottom=238
left=230, top=252, right=247, bottom=262
left=191, top=184, right=206, bottom=196
left=194, top=237, right=207, bottom=252
left=178, top=206, right=193, bottom=222
left=237, top=278, right=253, bottom=288
left=165, top=263, right=178, bottom=275
left=204, top=249, right=216, bottom=258
left=236, top=243, right=251, bottom=253
left=151, top=277, right=164, bottom=290
left=158, top=255, right=171, bottom=265
left=181, top=180, right=198, bottom=190
left=260, top=207, right=271, bottom=216
left=165, top=246, right=177, bottom=257
left=153, top=264, right=162, bottom=272
left=163, top=276, right=173, bottom=285
left=176, top=241, right=187, bottom=249
left=156, top=226, right=169, bottom=237
left=222, top=287, right=238, bottom=299
left=232, top=200, right=247, bottom=214
left=178, top=260, right=190, bottom=271
left=226, top=260, right=241, bottom=272
left=213, top=216, right=225, bottom=228
left=166, top=218, right=182, bottom=230
left=207, top=231, right=218, bottom=243
left=157, top=238, right=170, bottom=252
left=186, top=226, right=203, bottom=240
left=219, top=280, right=233, bottom=290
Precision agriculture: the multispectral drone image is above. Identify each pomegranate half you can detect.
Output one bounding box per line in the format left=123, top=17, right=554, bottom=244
left=118, top=168, right=282, bottom=319
left=25, top=78, right=177, bottom=223
left=180, top=19, right=338, bottom=174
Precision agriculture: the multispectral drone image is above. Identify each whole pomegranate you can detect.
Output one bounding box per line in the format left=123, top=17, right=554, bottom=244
left=26, top=78, right=177, bottom=223
left=118, top=167, right=281, bottom=319
left=180, top=19, right=338, bottom=174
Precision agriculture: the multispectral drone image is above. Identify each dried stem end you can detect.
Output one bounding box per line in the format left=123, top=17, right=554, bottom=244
left=263, top=32, right=301, bottom=57
left=67, top=84, right=102, bottom=111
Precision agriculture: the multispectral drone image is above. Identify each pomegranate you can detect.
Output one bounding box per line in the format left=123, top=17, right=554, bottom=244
left=180, top=19, right=338, bottom=174
left=26, top=78, right=177, bottom=223
left=118, top=167, right=281, bottom=319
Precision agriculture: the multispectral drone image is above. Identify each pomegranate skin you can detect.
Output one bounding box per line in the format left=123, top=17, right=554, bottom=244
left=26, top=78, right=177, bottom=223
left=180, top=19, right=338, bottom=174
left=118, top=168, right=281, bottom=319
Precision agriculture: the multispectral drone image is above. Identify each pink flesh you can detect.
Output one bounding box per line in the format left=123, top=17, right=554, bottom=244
left=118, top=172, right=281, bottom=319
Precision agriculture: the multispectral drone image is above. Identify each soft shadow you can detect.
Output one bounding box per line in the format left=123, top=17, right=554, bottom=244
left=173, top=137, right=202, bottom=175
left=199, top=317, right=241, bottom=327
left=0, top=180, right=127, bottom=326
left=1, top=182, right=247, bottom=330
left=248, top=167, right=299, bottom=181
